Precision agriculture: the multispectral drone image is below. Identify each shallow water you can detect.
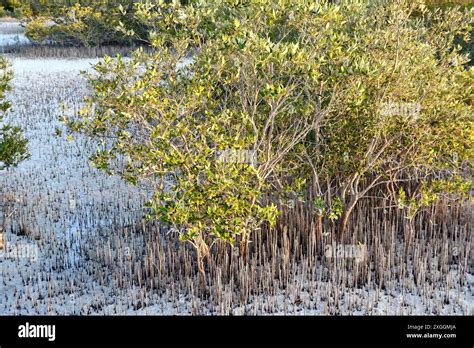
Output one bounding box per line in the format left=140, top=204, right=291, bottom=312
left=0, top=21, right=30, bottom=46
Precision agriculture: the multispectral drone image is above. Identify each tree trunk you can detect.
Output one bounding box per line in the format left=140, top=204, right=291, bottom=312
left=315, top=213, right=323, bottom=240
left=240, top=236, right=249, bottom=262
left=337, top=198, right=358, bottom=242
left=196, top=250, right=207, bottom=288
left=240, top=225, right=252, bottom=261
left=194, top=235, right=209, bottom=289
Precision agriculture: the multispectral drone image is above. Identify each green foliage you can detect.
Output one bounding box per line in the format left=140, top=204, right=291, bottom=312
left=22, top=0, right=192, bottom=46
left=301, top=0, right=472, bottom=225
left=425, top=0, right=473, bottom=9
left=25, top=2, right=136, bottom=46
left=65, top=0, right=357, bottom=253
left=312, top=197, right=326, bottom=215
left=328, top=197, right=343, bottom=221
left=65, top=0, right=473, bottom=256
left=0, top=56, right=29, bottom=170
